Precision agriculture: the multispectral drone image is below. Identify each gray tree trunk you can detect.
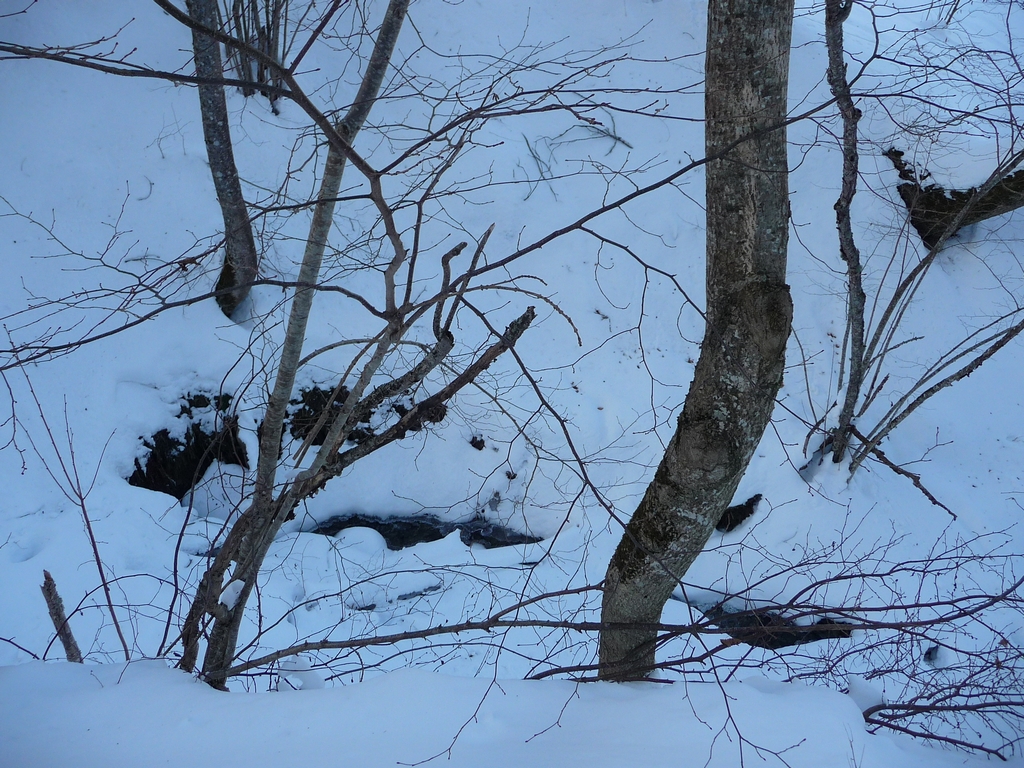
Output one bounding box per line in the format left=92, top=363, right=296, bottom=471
left=187, top=0, right=259, bottom=319
left=598, top=0, right=794, bottom=681
left=825, top=0, right=866, bottom=463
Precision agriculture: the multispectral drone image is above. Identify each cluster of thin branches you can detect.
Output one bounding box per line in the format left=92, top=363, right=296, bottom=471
left=795, top=0, right=1024, bottom=518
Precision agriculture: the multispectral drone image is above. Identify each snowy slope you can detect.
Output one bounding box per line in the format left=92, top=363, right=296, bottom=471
left=1, top=0, right=1023, bottom=766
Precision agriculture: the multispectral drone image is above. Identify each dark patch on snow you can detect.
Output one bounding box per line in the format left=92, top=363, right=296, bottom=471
left=397, top=583, right=442, bottom=601
left=128, top=393, right=247, bottom=500
left=312, top=512, right=543, bottom=550
left=705, top=606, right=854, bottom=650
left=716, top=493, right=763, bottom=532
left=286, top=384, right=448, bottom=447
left=287, top=384, right=359, bottom=446
left=391, top=400, right=447, bottom=436
left=884, top=147, right=1024, bottom=248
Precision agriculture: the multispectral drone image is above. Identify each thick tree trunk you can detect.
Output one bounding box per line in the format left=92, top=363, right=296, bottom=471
left=598, top=0, right=794, bottom=681
left=187, top=0, right=259, bottom=319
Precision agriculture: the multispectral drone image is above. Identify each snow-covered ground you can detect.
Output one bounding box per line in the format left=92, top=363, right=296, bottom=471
left=0, top=659, right=1003, bottom=768
left=1, top=1, right=1023, bottom=766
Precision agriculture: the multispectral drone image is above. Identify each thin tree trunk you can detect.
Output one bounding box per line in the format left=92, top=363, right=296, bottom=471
left=598, top=0, right=794, bottom=681
left=825, top=0, right=866, bottom=463
left=187, top=0, right=259, bottom=318
left=178, top=0, right=411, bottom=688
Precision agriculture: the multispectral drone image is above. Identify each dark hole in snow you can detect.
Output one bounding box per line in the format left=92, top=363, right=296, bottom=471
left=716, top=493, right=763, bottom=532
left=288, top=384, right=360, bottom=446
left=883, top=147, right=1024, bottom=248
left=312, top=512, right=543, bottom=550
left=704, top=605, right=854, bottom=650
left=286, top=385, right=447, bottom=447
left=127, top=393, right=247, bottom=500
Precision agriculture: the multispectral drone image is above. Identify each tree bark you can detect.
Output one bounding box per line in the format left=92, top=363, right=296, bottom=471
left=598, top=0, right=794, bottom=681
left=187, top=0, right=260, bottom=319
left=41, top=570, right=82, bottom=663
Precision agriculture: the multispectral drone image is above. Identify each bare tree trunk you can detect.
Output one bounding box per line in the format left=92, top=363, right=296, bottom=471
left=598, top=0, right=794, bottom=681
left=187, top=0, right=259, bottom=318
left=178, top=0, right=412, bottom=688
left=825, top=0, right=866, bottom=463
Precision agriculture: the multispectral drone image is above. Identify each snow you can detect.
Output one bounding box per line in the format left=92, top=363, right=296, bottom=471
left=847, top=674, right=887, bottom=715
left=1, top=0, right=1024, bottom=766
left=219, top=578, right=244, bottom=611
left=0, top=660, right=1000, bottom=768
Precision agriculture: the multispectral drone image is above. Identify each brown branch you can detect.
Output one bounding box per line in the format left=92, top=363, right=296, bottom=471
left=862, top=716, right=1009, bottom=760
left=19, top=378, right=131, bottom=661
left=0, top=40, right=292, bottom=98
left=223, top=616, right=698, bottom=679
left=852, top=311, right=1024, bottom=473
left=0, top=276, right=386, bottom=372
left=311, top=306, right=537, bottom=486
left=850, top=426, right=956, bottom=518
left=864, top=146, right=1024, bottom=389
